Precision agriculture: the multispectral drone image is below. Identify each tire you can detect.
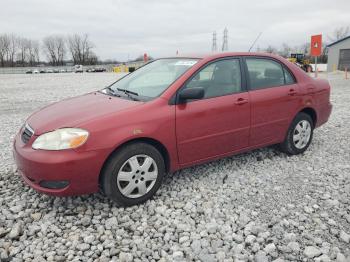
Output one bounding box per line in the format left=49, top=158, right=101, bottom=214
left=101, top=142, right=165, bottom=206
left=280, top=112, right=314, bottom=155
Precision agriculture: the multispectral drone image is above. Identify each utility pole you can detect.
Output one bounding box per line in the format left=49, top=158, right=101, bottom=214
left=212, top=31, right=217, bottom=52
left=222, top=27, right=228, bottom=51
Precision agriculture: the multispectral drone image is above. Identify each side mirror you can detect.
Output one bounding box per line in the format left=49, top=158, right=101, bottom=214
left=178, top=87, right=204, bottom=101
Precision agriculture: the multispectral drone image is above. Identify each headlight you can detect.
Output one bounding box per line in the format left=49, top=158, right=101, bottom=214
left=32, top=128, right=89, bottom=150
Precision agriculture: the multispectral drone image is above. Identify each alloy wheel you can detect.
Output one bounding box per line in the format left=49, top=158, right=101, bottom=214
left=293, top=120, right=311, bottom=149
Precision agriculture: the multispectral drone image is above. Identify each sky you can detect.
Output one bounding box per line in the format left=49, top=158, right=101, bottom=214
left=0, top=0, right=349, bottom=61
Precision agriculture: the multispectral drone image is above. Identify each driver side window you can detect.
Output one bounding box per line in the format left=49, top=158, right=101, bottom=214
left=185, top=59, right=242, bottom=99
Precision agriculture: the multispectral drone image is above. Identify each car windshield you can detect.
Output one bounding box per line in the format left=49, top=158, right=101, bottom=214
left=107, top=58, right=199, bottom=100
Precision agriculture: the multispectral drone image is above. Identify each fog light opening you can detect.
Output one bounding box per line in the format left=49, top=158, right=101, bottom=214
left=39, top=180, right=69, bottom=189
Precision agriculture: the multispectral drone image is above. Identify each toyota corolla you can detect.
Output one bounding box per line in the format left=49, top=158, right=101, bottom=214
left=13, top=53, right=332, bottom=206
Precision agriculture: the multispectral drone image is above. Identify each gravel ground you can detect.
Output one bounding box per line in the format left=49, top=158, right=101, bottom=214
left=0, top=72, right=349, bottom=262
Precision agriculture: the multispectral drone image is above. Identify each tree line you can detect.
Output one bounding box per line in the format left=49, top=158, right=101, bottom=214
left=0, top=33, right=97, bottom=67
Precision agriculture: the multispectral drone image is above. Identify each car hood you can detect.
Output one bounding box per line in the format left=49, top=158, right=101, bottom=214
left=27, top=92, right=142, bottom=135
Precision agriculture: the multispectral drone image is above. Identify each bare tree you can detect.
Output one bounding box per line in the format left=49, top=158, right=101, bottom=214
left=328, top=26, right=350, bottom=42
left=7, top=34, right=19, bottom=67
left=278, top=43, right=292, bottom=57
left=300, top=43, right=309, bottom=55
left=33, top=42, right=40, bottom=64
left=265, top=45, right=277, bottom=54
left=28, top=40, right=40, bottom=66
left=18, top=37, right=31, bottom=66
left=0, top=34, right=10, bottom=67
left=68, top=34, right=96, bottom=65
left=42, top=35, right=66, bottom=66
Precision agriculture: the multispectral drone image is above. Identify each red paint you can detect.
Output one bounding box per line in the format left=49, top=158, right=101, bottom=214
left=311, top=34, right=322, bottom=57
left=13, top=52, right=332, bottom=196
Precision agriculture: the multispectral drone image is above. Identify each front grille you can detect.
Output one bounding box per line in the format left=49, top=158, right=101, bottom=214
left=21, top=124, right=34, bottom=144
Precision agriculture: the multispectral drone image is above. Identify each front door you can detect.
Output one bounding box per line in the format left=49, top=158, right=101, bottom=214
left=175, top=58, right=250, bottom=164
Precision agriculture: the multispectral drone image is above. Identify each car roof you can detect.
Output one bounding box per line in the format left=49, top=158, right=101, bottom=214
left=167, top=52, right=283, bottom=60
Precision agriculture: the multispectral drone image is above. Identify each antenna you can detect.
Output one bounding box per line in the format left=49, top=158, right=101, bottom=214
left=212, top=31, right=217, bottom=52
left=222, top=28, right=228, bottom=51
left=248, top=32, right=263, bottom=52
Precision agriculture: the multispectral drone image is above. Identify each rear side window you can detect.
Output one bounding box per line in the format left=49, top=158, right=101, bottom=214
left=283, top=67, right=296, bottom=85
left=246, top=58, right=286, bottom=90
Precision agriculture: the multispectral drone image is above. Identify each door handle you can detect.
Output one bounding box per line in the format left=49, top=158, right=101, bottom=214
left=234, top=98, right=248, bottom=105
left=288, top=89, right=298, bottom=96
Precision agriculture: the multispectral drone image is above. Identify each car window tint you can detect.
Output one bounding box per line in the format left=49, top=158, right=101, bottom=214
left=246, top=58, right=285, bottom=90
left=283, top=67, right=295, bottom=85
left=185, top=59, right=242, bottom=99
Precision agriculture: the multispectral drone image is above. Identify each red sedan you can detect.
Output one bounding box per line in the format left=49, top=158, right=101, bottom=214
left=13, top=52, right=332, bottom=206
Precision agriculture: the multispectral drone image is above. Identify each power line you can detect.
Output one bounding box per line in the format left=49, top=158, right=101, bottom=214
left=222, top=28, right=228, bottom=51
left=212, top=31, right=217, bottom=52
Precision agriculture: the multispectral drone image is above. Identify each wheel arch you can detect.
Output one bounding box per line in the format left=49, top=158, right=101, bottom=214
left=98, top=137, right=171, bottom=186
left=299, top=107, right=317, bottom=126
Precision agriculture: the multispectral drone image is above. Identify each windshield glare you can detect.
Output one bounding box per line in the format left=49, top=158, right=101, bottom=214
left=109, top=59, right=199, bottom=99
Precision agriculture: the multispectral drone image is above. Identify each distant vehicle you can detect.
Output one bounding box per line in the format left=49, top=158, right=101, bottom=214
left=53, top=69, right=60, bottom=73
left=13, top=53, right=332, bottom=206
left=60, top=69, right=66, bottom=73
left=288, top=53, right=313, bottom=72
left=74, top=65, right=83, bottom=73
left=39, top=69, right=46, bottom=73
left=33, top=69, right=39, bottom=74
left=25, top=70, right=32, bottom=74
left=46, top=68, right=53, bottom=73
left=94, top=67, right=107, bottom=72
left=86, top=68, right=95, bottom=73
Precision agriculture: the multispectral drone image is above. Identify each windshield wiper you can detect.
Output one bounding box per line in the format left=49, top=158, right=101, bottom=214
left=116, top=88, right=139, bottom=101
left=105, top=87, right=121, bottom=97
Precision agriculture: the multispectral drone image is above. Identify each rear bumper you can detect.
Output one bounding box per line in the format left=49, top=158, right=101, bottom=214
left=13, top=133, right=107, bottom=197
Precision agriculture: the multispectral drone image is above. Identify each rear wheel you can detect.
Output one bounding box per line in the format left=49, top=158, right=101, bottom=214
left=280, top=112, right=314, bottom=155
left=101, top=143, right=165, bottom=206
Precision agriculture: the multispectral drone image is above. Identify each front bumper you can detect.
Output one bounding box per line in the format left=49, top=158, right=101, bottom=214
left=13, top=132, right=107, bottom=197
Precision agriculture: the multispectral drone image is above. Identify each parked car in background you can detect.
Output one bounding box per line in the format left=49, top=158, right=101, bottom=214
left=46, top=68, right=53, bottom=73
left=74, top=65, right=83, bottom=73
left=13, top=53, right=332, bottom=206
left=94, top=67, right=107, bottom=72
left=25, top=70, right=32, bottom=74
left=60, top=69, right=66, bottom=73
left=33, top=69, right=39, bottom=74
left=53, top=69, right=60, bottom=73
left=86, top=68, right=95, bottom=73
left=39, top=69, right=46, bottom=73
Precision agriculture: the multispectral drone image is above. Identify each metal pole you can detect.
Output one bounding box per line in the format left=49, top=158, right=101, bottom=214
left=315, top=56, right=318, bottom=78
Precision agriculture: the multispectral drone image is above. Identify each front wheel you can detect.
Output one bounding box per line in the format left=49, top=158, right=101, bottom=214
left=280, top=113, right=314, bottom=155
left=101, top=143, right=165, bottom=206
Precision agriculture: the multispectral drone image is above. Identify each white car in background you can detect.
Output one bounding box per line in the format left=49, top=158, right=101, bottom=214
left=33, top=69, right=39, bottom=74
left=74, top=65, right=83, bottom=73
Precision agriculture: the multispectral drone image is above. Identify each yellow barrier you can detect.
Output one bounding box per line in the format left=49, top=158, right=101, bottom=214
left=113, top=65, right=129, bottom=73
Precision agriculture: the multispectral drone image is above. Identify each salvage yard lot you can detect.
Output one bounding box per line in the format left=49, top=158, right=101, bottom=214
left=0, top=72, right=349, bottom=261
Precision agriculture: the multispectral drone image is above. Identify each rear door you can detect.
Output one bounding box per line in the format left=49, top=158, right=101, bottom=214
left=175, top=58, right=250, bottom=164
left=244, top=57, right=300, bottom=146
